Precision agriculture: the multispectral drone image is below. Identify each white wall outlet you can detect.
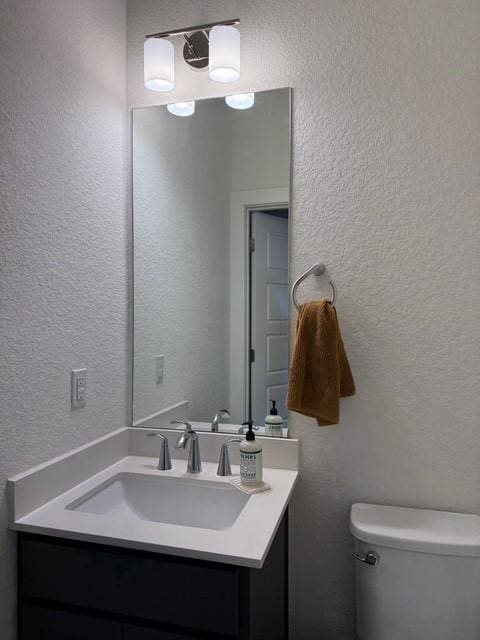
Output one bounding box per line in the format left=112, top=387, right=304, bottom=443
left=71, top=368, right=87, bottom=409
left=155, top=355, right=164, bottom=384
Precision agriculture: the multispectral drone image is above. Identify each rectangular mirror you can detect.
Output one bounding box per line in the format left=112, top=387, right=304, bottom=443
left=132, top=88, right=291, bottom=436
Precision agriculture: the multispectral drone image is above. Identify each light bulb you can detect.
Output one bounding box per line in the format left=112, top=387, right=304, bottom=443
left=167, top=101, right=195, bottom=117
left=209, top=25, right=240, bottom=83
left=144, top=38, right=175, bottom=92
left=225, top=93, right=255, bottom=110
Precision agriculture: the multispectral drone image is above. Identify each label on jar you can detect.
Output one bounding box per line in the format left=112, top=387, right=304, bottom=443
left=240, top=450, right=263, bottom=483
left=268, top=423, right=283, bottom=437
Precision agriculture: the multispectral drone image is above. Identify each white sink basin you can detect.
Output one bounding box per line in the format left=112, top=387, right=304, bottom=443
left=66, top=472, right=250, bottom=531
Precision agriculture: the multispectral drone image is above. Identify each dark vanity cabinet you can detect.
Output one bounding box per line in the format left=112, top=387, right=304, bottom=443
left=18, top=515, right=287, bottom=640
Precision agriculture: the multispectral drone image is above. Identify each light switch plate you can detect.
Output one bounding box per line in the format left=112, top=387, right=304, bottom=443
left=71, top=368, right=87, bottom=409
left=155, top=355, right=164, bottom=384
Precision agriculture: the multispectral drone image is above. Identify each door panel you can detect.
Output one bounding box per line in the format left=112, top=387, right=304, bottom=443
left=267, top=232, right=288, bottom=270
left=267, top=283, right=288, bottom=320
left=267, top=335, right=289, bottom=372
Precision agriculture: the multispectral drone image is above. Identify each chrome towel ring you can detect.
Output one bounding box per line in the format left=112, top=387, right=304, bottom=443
left=291, top=263, right=337, bottom=310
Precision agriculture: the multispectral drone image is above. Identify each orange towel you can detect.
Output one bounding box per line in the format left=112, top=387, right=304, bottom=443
left=287, top=300, right=355, bottom=425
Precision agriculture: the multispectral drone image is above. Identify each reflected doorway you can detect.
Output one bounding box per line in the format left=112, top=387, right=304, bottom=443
left=248, top=208, right=289, bottom=425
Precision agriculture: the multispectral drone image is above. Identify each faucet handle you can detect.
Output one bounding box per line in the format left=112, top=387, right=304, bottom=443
left=217, top=438, right=242, bottom=476
left=147, top=432, right=172, bottom=471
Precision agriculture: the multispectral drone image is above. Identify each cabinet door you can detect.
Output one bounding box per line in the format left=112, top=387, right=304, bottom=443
left=21, top=605, right=121, bottom=640
left=124, top=625, right=199, bottom=640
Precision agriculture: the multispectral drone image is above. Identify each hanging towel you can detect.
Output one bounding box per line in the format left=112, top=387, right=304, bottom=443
left=287, top=299, right=355, bottom=426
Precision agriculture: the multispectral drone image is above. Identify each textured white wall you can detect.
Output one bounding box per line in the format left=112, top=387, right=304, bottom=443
left=0, top=1, right=128, bottom=638
left=133, top=101, right=231, bottom=422
left=128, top=1, right=480, bottom=638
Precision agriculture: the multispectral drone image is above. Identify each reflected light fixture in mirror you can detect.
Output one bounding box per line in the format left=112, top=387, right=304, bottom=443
left=144, top=38, right=175, bottom=92
left=226, top=93, right=254, bottom=110
left=209, top=25, right=240, bottom=83
left=167, top=101, right=195, bottom=117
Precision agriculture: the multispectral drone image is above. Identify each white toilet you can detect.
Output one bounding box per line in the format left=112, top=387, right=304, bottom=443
left=350, top=503, right=480, bottom=639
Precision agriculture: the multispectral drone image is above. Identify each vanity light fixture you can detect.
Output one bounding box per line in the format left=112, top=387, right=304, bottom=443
left=144, top=19, right=240, bottom=92
left=167, top=101, right=195, bottom=117
left=208, top=25, right=240, bottom=83
left=144, top=37, right=175, bottom=92
left=225, top=93, right=255, bottom=110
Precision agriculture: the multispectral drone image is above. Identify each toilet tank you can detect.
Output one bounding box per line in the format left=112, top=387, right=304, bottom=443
left=350, top=503, right=480, bottom=640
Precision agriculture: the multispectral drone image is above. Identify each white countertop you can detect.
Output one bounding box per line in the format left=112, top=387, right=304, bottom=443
left=8, top=428, right=299, bottom=568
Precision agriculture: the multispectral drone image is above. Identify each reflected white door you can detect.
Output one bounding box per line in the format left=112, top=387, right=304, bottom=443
left=250, top=211, right=289, bottom=425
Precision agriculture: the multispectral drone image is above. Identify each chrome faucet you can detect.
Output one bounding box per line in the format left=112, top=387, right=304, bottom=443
left=211, top=408, right=231, bottom=432
left=147, top=432, right=172, bottom=471
left=216, top=438, right=242, bottom=476
left=171, top=419, right=202, bottom=474
left=238, top=423, right=260, bottom=434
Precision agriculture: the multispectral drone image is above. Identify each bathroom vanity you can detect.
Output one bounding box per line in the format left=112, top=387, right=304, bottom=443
left=19, top=515, right=287, bottom=640
left=12, top=87, right=300, bottom=639
left=9, top=428, right=298, bottom=640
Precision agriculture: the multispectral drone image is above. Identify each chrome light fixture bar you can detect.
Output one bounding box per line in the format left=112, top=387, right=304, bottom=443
left=144, top=18, right=241, bottom=91
left=145, top=18, right=240, bottom=40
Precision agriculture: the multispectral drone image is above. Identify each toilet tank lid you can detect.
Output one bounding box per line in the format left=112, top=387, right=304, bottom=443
left=350, top=503, right=480, bottom=557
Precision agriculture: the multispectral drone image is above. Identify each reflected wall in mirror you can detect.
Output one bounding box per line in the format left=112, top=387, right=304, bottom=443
left=133, top=88, right=291, bottom=436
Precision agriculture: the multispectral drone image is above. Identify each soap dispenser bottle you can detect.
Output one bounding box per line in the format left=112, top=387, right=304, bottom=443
left=265, top=400, right=284, bottom=437
left=239, top=421, right=263, bottom=486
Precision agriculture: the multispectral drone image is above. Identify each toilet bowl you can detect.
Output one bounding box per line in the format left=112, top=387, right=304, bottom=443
left=350, top=503, right=480, bottom=640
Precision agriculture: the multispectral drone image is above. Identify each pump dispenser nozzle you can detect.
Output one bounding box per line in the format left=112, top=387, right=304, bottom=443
left=241, top=420, right=256, bottom=441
